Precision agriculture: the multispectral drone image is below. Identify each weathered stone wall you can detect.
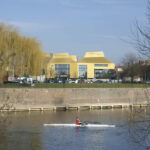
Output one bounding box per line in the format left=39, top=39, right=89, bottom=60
left=0, top=88, right=150, bottom=109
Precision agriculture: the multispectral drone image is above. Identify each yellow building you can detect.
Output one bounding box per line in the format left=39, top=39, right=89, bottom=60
left=78, top=51, right=115, bottom=79
left=46, top=51, right=115, bottom=79
left=46, top=53, right=78, bottom=79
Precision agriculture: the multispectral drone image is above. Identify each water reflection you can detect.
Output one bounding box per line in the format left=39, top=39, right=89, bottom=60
left=0, top=109, right=149, bottom=150
left=43, top=124, right=105, bottom=150
left=128, top=107, right=150, bottom=149
left=0, top=112, right=12, bottom=150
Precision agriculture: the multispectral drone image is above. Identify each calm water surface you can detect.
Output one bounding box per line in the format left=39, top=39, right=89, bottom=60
left=0, top=109, right=149, bottom=150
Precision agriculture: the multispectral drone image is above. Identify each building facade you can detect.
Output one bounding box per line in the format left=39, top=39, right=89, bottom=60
left=46, top=53, right=78, bottom=79
left=46, top=51, right=115, bottom=79
left=78, top=51, right=115, bottom=79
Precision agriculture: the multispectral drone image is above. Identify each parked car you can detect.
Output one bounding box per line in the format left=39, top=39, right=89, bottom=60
left=16, top=79, right=23, bottom=84
left=68, top=79, right=78, bottom=83
left=23, top=77, right=33, bottom=84
left=49, top=80, right=54, bottom=83
left=68, top=79, right=74, bottom=83
left=44, top=79, right=50, bottom=83
left=54, top=79, right=59, bottom=83
left=93, top=80, right=103, bottom=83
left=33, top=80, right=39, bottom=83
left=143, top=80, right=150, bottom=84
left=77, top=79, right=83, bottom=83
left=75, top=79, right=79, bottom=83
left=58, top=79, right=62, bottom=83
left=87, top=80, right=93, bottom=83
left=64, top=80, right=69, bottom=83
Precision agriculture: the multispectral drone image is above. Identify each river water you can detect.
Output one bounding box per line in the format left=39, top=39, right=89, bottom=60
left=0, top=109, right=150, bottom=150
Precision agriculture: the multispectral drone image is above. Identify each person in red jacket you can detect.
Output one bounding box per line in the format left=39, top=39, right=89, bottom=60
left=76, top=117, right=80, bottom=125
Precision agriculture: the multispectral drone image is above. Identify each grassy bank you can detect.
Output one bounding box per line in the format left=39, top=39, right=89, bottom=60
left=1, top=83, right=150, bottom=88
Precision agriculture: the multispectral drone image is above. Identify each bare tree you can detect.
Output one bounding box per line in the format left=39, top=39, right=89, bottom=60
left=133, top=0, right=150, bottom=59
left=128, top=2, right=150, bottom=145
left=120, top=53, right=143, bottom=82
left=121, top=53, right=139, bottom=66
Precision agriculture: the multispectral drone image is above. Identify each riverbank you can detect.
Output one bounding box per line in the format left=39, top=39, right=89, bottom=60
left=0, top=88, right=150, bottom=111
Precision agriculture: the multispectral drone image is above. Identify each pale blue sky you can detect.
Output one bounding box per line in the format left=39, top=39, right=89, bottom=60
left=0, top=0, right=147, bottom=64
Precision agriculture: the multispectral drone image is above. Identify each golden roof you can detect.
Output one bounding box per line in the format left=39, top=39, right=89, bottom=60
left=79, top=51, right=113, bottom=64
left=84, top=51, right=104, bottom=57
left=79, top=57, right=112, bottom=63
left=53, top=53, right=69, bottom=58
left=50, top=53, right=77, bottom=63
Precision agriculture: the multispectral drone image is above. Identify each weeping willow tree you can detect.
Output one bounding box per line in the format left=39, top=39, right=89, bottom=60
left=0, top=23, right=44, bottom=84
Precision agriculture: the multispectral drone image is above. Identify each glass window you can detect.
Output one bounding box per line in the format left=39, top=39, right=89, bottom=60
left=78, top=65, right=87, bottom=78
left=94, top=69, right=115, bottom=79
left=94, top=64, right=108, bottom=67
left=55, top=64, right=70, bottom=77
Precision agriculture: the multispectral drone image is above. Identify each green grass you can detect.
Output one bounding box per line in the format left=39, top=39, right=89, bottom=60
left=1, top=83, right=150, bottom=88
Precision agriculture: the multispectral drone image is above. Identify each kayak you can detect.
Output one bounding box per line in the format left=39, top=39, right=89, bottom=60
left=43, top=123, right=115, bottom=128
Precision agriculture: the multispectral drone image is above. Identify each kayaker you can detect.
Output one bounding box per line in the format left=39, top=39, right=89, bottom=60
left=76, top=117, right=81, bottom=125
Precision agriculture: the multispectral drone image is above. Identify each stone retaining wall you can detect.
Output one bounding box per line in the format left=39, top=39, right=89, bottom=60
left=0, top=88, right=150, bottom=110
